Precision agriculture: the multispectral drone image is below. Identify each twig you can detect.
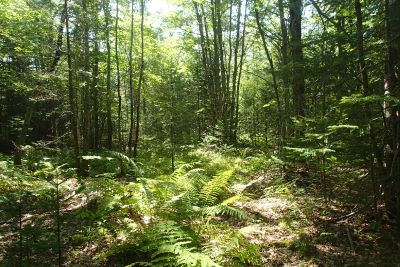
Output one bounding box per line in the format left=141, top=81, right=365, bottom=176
left=345, top=224, right=355, bottom=253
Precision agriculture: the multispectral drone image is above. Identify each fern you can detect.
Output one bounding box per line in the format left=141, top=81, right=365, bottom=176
left=130, top=221, right=221, bottom=267
left=200, top=170, right=233, bottom=206
left=201, top=195, right=250, bottom=220
left=202, top=204, right=248, bottom=220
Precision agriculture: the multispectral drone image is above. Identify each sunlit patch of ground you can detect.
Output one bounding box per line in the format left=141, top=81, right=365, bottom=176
left=235, top=197, right=292, bottom=221
left=233, top=192, right=315, bottom=266
left=233, top=170, right=400, bottom=266
left=239, top=224, right=298, bottom=244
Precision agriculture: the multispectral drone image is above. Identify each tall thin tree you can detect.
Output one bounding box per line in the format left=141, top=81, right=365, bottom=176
left=133, top=0, right=145, bottom=158
left=128, top=0, right=135, bottom=153
left=115, top=0, right=122, bottom=149
left=103, top=0, right=113, bottom=149
left=65, top=0, right=80, bottom=169
left=289, top=0, right=305, bottom=117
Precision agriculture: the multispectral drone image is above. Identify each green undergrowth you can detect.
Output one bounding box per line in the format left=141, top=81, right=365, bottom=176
left=2, top=145, right=399, bottom=266
left=0, top=145, right=269, bottom=266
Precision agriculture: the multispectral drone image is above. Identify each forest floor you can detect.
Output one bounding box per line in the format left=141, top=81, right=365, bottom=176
left=231, top=169, right=400, bottom=266
left=1, top=148, right=400, bottom=266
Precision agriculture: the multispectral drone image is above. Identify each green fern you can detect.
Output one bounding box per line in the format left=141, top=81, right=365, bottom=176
left=201, top=204, right=248, bottom=220
left=130, top=221, right=221, bottom=267
left=200, top=170, right=233, bottom=206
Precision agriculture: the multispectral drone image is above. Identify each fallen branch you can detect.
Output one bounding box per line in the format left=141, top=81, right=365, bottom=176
left=329, top=201, right=373, bottom=223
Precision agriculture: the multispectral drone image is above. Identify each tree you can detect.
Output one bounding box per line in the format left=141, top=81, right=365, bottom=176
left=115, top=0, right=122, bottom=149
left=383, top=0, right=400, bottom=222
left=289, top=0, right=305, bottom=118
left=103, top=0, right=113, bottom=149
left=133, top=0, right=145, bottom=158
left=128, top=0, right=135, bottom=153
left=65, top=0, right=81, bottom=170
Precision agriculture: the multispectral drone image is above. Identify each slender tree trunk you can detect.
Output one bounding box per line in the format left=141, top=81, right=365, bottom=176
left=18, top=197, right=23, bottom=266
left=115, top=0, right=122, bottom=150
left=211, top=0, right=222, bottom=125
left=215, top=0, right=228, bottom=139
left=201, top=5, right=217, bottom=128
left=227, top=1, right=233, bottom=105
left=65, top=0, right=80, bottom=169
left=289, top=0, right=305, bottom=117
left=170, top=78, right=175, bottom=172
left=133, top=0, right=145, bottom=158
left=230, top=0, right=242, bottom=142
left=14, top=102, right=33, bottom=165
left=255, top=2, right=284, bottom=152
left=81, top=0, right=90, bottom=175
left=103, top=0, right=113, bottom=150
left=194, top=2, right=216, bottom=128
left=92, top=2, right=100, bottom=150
left=383, top=0, right=400, bottom=223
left=92, top=41, right=100, bottom=150
left=55, top=181, right=62, bottom=267
left=254, top=4, right=282, bottom=114
left=128, top=0, right=135, bottom=153
left=278, top=0, right=289, bottom=135
left=197, top=91, right=202, bottom=141
left=233, top=0, right=248, bottom=143
left=49, top=7, right=65, bottom=72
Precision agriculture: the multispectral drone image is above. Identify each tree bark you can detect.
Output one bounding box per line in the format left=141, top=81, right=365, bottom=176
left=64, top=0, right=80, bottom=170
left=115, top=0, right=122, bottom=150
left=230, top=0, right=242, bottom=142
left=289, top=0, right=305, bottom=117
left=383, top=0, right=400, bottom=223
left=133, top=0, right=145, bottom=158
left=92, top=1, right=100, bottom=150
left=103, top=0, right=113, bottom=150
left=128, top=0, right=135, bottom=153
left=233, top=0, right=248, bottom=143
left=81, top=0, right=91, bottom=175
left=92, top=34, right=100, bottom=150
left=278, top=0, right=289, bottom=135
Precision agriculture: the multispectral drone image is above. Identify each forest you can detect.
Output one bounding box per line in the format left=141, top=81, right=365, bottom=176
left=0, top=0, right=400, bottom=265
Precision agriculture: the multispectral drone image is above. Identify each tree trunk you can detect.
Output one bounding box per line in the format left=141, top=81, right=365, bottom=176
left=49, top=7, right=65, bottom=72
left=233, top=0, right=248, bottom=143
left=355, top=0, right=379, bottom=216
left=64, top=0, right=80, bottom=170
left=133, top=0, right=145, bottom=158
left=230, top=0, right=242, bottom=142
left=92, top=1, right=100, bottom=150
left=255, top=1, right=284, bottom=151
left=289, top=0, right=305, bottom=117
left=103, top=0, right=113, bottom=150
left=254, top=3, right=282, bottom=114
left=14, top=102, right=33, bottom=165
left=194, top=2, right=216, bottom=128
left=81, top=0, right=91, bottom=175
left=278, top=0, right=289, bottom=135
left=383, top=0, right=400, bottom=223
left=128, top=0, right=135, bottom=153
left=115, top=0, right=122, bottom=150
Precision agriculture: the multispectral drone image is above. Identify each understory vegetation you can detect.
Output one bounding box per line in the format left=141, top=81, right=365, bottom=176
left=1, top=142, right=399, bottom=266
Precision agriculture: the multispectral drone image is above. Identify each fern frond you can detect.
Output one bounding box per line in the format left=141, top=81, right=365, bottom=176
left=132, top=221, right=221, bottom=267
left=202, top=204, right=249, bottom=220
left=200, top=170, right=233, bottom=206
left=108, top=151, right=140, bottom=171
